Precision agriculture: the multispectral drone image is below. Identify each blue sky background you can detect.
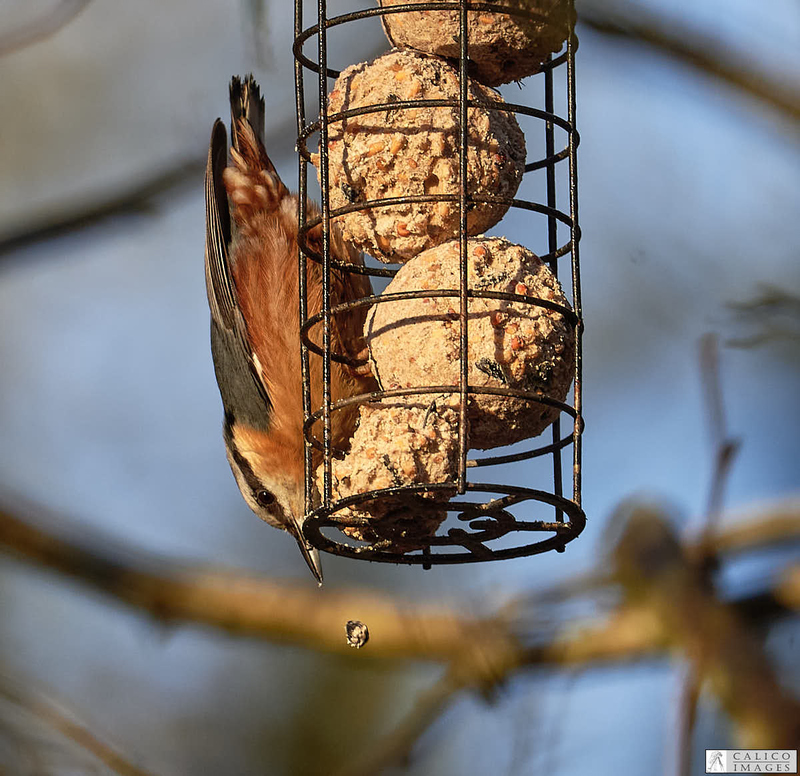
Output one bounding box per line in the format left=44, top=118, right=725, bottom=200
left=0, top=1, right=798, bottom=774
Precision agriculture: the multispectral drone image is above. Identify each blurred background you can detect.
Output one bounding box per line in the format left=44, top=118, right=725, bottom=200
left=0, top=0, right=798, bottom=774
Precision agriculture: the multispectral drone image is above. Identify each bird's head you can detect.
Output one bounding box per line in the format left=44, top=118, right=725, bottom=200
left=223, top=424, right=323, bottom=585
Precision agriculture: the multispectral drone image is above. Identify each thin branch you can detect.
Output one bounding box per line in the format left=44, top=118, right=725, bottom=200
left=669, top=663, right=701, bottom=776
left=613, top=506, right=800, bottom=748
left=0, top=0, right=92, bottom=58
left=332, top=670, right=464, bottom=776
left=578, top=3, right=800, bottom=123
left=0, top=502, right=523, bottom=667
left=0, top=671, right=155, bottom=776
left=694, top=498, right=800, bottom=559
left=672, top=335, right=740, bottom=776
left=777, top=564, right=800, bottom=610
left=0, top=499, right=797, bottom=667
left=697, top=333, right=740, bottom=548
left=0, top=158, right=202, bottom=258
left=0, top=113, right=302, bottom=259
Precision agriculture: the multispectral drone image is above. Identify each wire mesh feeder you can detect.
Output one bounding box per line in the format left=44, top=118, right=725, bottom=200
left=293, top=0, right=584, bottom=567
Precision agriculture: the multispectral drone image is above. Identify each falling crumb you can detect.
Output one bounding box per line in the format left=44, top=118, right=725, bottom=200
left=346, top=620, right=370, bottom=648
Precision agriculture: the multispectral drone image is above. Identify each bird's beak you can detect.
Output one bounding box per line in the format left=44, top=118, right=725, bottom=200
left=290, top=516, right=323, bottom=586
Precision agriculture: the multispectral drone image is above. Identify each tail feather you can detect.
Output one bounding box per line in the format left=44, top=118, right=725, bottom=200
left=229, top=74, right=265, bottom=151
left=224, top=75, right=289, bottom=229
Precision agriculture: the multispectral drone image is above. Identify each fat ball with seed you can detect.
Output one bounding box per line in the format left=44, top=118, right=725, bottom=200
left=314, top=49, right=525, bottom=263
left=365, top=236, right=575, bottom=449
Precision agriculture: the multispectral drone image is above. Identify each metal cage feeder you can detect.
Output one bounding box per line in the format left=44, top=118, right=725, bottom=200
left=293, top=0, right=584, bottom=567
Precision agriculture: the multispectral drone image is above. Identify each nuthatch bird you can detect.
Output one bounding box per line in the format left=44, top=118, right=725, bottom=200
left=204, top=76, right=377, bottom=583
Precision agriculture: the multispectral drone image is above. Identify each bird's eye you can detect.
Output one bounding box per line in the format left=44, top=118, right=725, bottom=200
left=255, top=489, right=276, bottom=508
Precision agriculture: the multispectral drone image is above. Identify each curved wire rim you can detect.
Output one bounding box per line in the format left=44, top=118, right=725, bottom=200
left=293, top=3, right=575, bottom=79
left=302, top=384, right=579, bottom=454
left=298, top=201, right=579, bottom=274
left=298, top=285, right=579, bottom=369
left=295, top=95, right=580, bottom=271
left=306, top=414, right=579, bottom=467
left=302, top=285, right=579, bottom=347
left=297, top=98, right=575, bottom=159
left=302, top=481, right=585, bottom=564
left=296, top=99, right=578, bottom=179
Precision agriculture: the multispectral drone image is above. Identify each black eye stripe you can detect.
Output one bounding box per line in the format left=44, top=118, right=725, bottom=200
left=224, top=422, right=277, bottom=510
left=225, top=421, right=264, bottom=493
left=255, top=489, right=276, bottom=508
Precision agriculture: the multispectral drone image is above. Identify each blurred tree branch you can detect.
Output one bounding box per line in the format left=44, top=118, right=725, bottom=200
left=0, top=0, right=92, bottom=58
left=3, top=3, right=798, bottom=257
left=1, top=500, right=798, bottom=666
left=1, top=495, right=799, bottom=772
left=727, top=285, right=800, bottom=350
left=0, top=670, right=155, bottom=776
left=613, top=506, right=800, bottom=749
left=578, top=1, right=800, bottom=122
left=0, top=158, right=203, bottom=258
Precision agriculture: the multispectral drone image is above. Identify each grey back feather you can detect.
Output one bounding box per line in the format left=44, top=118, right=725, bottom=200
left=204, top=107, right=273, bottom=431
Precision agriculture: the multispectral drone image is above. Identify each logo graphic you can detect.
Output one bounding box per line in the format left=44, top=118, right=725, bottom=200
left=705, top=750, right=797, bottom=774
left=707, top=751, right=725, bottom=772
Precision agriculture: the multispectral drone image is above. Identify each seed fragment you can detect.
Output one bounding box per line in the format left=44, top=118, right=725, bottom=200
left=390, top=134, right=407, bottom=154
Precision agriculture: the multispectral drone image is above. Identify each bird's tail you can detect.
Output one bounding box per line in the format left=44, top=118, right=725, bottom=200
left=225, top=75, right=289, bottom=227
left=229, top=75, right=266, bottom=153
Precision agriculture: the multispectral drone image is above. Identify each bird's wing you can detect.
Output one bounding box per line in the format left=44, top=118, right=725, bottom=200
left=204, top=118, right=274, bottom=430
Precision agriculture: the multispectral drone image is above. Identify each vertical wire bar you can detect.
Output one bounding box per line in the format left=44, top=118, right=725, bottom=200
left=567, top=19, right=583, bottom=508
left=456, top=0, right=469, bottom=493
left=317, top=0, right=333, bottom=504
left=295, top=0, right=314, bottom=520
left=543, top=53, right=565, bottom=532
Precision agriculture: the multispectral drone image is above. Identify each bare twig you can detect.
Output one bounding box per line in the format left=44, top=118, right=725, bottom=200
left=578, top=3, right=800, bottom=122
left=0, top=670, right=155, bottom=776
left=613, top=506, right=800, bottom=748
left=697, top=333, right=740, bottom=549
left=727, top=286, right=800, bottom=348
left=0, top=114, right=302, bottom=258
left=0, top=158, right=202, bottom=258
left=332, top=670, right=464, bottom=776
left=698, top=499, right=800, bottom=558
left=0, top=0, right=92, bottom=58
left=671, top=335, right=740, bottom=775
left=669, top=662, right=701, bottom=776
left=0, top=498, right=798, bottom=666
left=777, top=564, right=800, bottom=610
left=0, top=502, right=523, bottom=667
